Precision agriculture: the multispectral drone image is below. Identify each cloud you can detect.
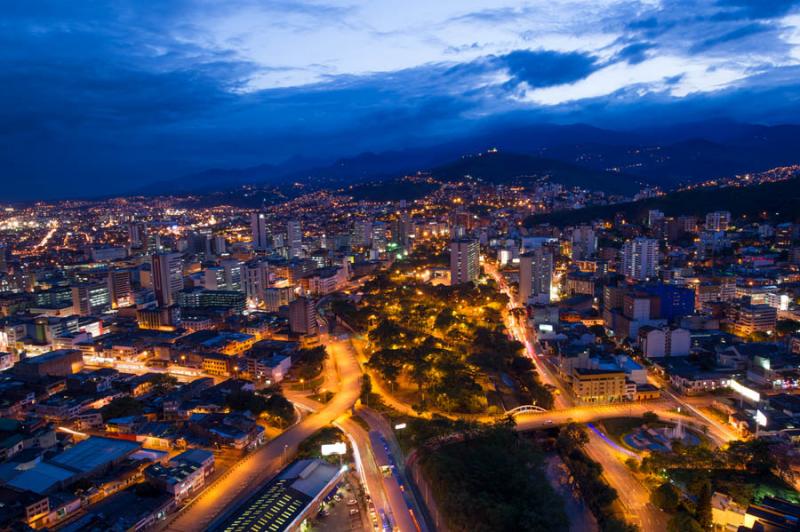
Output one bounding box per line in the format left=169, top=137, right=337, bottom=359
left=499, top=50, right=599, bottom=88
left=2, top=0, right=800, bottom=199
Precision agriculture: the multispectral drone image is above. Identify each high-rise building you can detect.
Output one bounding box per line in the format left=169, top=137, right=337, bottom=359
left=371, top=222, right=388, bottom=253
left=571, top=225, right=597, bottom=260
left=621, top=238, right=658, bottom=281
left=449, top=239, right=479, bottom=285
left=518, top=247, right=553, bottom=305
left=244, top=260, right=270, bottom=306
left=265, top=286, right=295, bottom=312
left=107, top=269, right=132, bottom=309
left=289, top=297, right=318, bottom=335
left=705, top=211, right=731, bottom=232
left=287, top=220, right=303, bottom=258
left=251, top=213, right=269, bottom=251
left=220, top=259, right=243, bottom=292
left=127, top=222, right=145, bottom=249
left=152, top=253, right=184, bottom=307
left=71, top=282, right=111, bottom=316
left=352, top=220, right=373, bottom=248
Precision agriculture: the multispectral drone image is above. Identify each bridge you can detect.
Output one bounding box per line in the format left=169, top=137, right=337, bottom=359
left=505, top=404, right=548, bottom=416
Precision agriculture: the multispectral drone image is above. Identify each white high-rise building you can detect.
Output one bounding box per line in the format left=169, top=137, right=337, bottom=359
left=152, top=253, right=184, bottom=306
left=450, top=239, right=479, bottom=285
left=622, top=238, right=658, bottom=281
left=705, top=211, right=731, bottom=232
left=251, top=213, right=269, bottom=250
left=287, top=220, right=303, bottom=258
left=244, top=260, right=269, bottom=307
left=519, top=247, right=553, bottom=305
left=571, top=225, right=597, bottom=260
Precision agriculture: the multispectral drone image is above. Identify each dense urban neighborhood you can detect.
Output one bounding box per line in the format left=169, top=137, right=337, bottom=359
left=0, top=160, right=799, bottom=531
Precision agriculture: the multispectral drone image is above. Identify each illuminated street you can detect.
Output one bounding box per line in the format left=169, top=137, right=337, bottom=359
left=161, top=338, right=361, bottom=532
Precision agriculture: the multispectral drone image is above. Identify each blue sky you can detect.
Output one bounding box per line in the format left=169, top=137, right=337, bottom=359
left=3, top=0, right=800, bottom=199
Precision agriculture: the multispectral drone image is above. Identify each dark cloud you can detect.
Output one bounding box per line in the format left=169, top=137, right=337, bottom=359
left=713, top=0, right=800, bottom=20
left=499, top=50, right=599, bottom=88
left=614, top=42, right=656, bottom=64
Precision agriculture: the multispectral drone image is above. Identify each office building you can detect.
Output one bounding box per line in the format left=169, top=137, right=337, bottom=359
left=71, top=283, right=111, bottom=317
left=107, top=269, right=132, bottom=308
left=287, top=220, right=303, bottom=258
left=152, top=253, right=184, bottom=307
left=250, top=213, right=269, bottom=251
left=289, top=297, right=317, bottom=335
left=726, top=301, right=777, bottom=337
left=518, top=247, right=553, bottom=305
left=449, top=239, right=479, bottom=285
left=621, top=238, right=658, bottom=281
left=243, top=261, right=269, bottom=306
left=352, top=220, right=373, bottom=248
left=571, top=368, right=629, bottom=404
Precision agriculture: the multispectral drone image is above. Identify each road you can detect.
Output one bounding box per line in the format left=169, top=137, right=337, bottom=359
left=359, top=407, right=430, bottom=532
left=584, top=430, right=667, bottom=531
left=483, top=260, right=573, bottom=409
left=161, top=338, right=361, bottom=532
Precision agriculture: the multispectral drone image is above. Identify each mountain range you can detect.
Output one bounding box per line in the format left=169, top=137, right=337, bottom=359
left=134, top=121, right=800, bottom=198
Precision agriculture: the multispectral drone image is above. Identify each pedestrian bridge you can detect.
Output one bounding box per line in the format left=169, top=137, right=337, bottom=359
left=505, top=404, right=547, bottom=416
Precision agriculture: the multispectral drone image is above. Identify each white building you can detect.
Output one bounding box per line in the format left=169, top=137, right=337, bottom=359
left=518, top=247, right=553, bottom=305
left=450, top=239, right=480, bottom=285
left=152, top=253, right=184, bottom=307
left=621, top=238, right=658, bottom=281
left=639, top=326, right=691, bottom=358
left=705, top=211, right=731, bottom=232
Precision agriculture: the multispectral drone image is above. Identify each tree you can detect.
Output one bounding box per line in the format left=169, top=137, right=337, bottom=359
left=265, top=393, right=295, bottom=427
left=642, top=411, right=659, bottom=425
left=360, top=374, right=372, bottom=404
left=557, top=423, right=588, bottom=452
left=150, top=374, right=178, bottom=394
left=101, top=396, right=144, bottom=421
left=668, top=511, right=703, bottom=532
left=651, top=482, right=681, bottom=513
left=695, top=480, right=713, bottom=530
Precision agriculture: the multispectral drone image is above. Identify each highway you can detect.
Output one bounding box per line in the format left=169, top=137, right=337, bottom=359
left=161, top=338, right=361, bottom=532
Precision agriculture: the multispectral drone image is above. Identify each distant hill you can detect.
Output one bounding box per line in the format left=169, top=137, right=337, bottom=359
left=525, top=177, right=800, bottom=227
left=429, top=150, right=647, bottom=194
left=131, top=122, right=800, bottom=197
left=537, top=124, right=800, bottom=187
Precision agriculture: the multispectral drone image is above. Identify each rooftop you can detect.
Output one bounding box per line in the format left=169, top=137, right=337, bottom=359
left=50, top=436, right=141, bottom=474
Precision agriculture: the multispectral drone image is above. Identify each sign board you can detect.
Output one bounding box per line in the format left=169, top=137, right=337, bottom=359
left=730, top=379, right=760, bottom=403
left=321, top=442, right=347, bottom=456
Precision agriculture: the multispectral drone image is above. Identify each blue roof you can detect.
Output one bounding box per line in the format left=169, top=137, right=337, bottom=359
left=50, top=436, right=141, bottom=473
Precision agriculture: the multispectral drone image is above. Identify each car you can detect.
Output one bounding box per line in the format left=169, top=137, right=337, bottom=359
left=349, top=508, right=360, bottom=515
left=347, top=499, right=358, bottom=506
left=544, top=419, right=554, bottom=424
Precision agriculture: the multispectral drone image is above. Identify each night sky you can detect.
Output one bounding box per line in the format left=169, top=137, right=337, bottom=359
left=3, top=1, right=800, bottom=199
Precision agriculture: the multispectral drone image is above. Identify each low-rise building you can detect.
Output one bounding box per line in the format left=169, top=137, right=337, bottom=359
left=571, top=368, right=627, bottom=404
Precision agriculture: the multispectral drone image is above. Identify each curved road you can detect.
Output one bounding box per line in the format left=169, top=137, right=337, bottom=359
left=162, top=339, right=361, bottom=532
